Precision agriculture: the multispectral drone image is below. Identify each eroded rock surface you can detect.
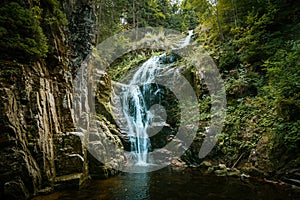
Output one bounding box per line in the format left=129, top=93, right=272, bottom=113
left=0, top=0, right=122, bottom=199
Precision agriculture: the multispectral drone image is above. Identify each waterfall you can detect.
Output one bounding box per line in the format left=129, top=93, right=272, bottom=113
left=121, top=55, right=165, bottom=165
left=179, top=30, right=193, bottom=48
left=120, top=31, right=194, bottom=166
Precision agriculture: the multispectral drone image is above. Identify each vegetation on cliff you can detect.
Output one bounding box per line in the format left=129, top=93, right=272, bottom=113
left=101, top=0, right=300, bottom=176
left=0, top=2, right=48, bottom=62
left=0, top=0, right=67, bottom=63
left=187, top=0, right=300, bottom=174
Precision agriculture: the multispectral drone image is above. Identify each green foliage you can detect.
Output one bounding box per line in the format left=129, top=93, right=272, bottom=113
left=0, top=2, right=48, bottom=62
left=262, top=40, right=300, bottom=154
left=189, top=0, right=300, bottom=166
left=95, top=0, right=124, bottom=43
left=108, top=51, right=150, bottom=81
left=232, top=2, right=278, bottom=68
left=263, top=41, right=300, bottom=119
left=95, top=0, right=199, bottom=43
left=218, top=98, right=269, bottom=162
left=42, top=0, right=68, bottom=25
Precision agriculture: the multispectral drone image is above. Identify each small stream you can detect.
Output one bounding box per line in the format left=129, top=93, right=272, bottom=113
left=34, top=167, right=299, bottom=200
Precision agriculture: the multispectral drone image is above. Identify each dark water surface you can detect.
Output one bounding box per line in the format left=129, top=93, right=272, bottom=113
left=34, top=167, right=300, bottom=200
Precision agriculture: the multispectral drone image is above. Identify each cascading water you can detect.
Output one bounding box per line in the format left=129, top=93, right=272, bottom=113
left=179, top=30, right=193, bottom=48
left=121, top=55, right=166, bottom=165
left=121, top=31, right=193, bottom=166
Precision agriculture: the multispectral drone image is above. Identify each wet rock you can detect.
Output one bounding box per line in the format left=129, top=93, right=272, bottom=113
left=227, top=168, right=241, bottom=177
left=158, top=53, right=180, bottom=64
left=3, top=178, right=30, bottom=200
left=282, top=178, right=300, bottom=187
left=150, top=126, right=174, bottom=149
left=215, top=168, right=227, bottom=176
left=240, top=173, right=250, bottom=182
left=171, top=159, right=188, bottom=168
left=207, top=167, right=214, bottom=173
left=218, top=164, right=227, bottom=170
left=246, top=136, right=274, bottom=176
left=200, top=161, right=212, bottom=168
left=169, top=54, right=180, bottom=63
left=245, top=166, right=268, bottom=177
left=37, top=187, right=53, bottom=195
left=54, top=173, right=88, bottom=190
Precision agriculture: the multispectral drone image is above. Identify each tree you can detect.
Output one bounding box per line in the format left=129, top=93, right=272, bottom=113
left=0, top=2, right=48, bottom=62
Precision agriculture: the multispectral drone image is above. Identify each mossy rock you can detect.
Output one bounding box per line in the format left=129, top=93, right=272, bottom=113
left=214, top=168, right=227, bottom=176
left=200, top=161, right=212, bottom=168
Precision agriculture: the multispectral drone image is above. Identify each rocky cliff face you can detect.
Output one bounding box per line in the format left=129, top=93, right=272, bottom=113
left=0, top=0, right=109, bottom=199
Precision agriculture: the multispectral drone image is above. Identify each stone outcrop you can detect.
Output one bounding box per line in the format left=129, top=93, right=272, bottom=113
left=0, top=61, right=79, bottom=198
left=0, top=0, right=119, bottom=199
left=72, top=60, right=125, bottom=178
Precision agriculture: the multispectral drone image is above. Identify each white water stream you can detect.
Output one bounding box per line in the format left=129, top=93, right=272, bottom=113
left=120, top=31, right=193, bottom=166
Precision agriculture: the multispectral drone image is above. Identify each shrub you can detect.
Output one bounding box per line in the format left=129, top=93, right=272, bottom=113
left=0, top=2, right=48, bottom=62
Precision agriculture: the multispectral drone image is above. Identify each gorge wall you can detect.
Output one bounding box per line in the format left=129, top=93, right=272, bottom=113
left=0, top=0, right=121, bottom=199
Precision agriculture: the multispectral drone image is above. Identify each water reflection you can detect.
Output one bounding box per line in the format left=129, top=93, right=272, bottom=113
left=115, top=172, right=150, bottom=200
left=33, top=167, right=300, bottom=200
